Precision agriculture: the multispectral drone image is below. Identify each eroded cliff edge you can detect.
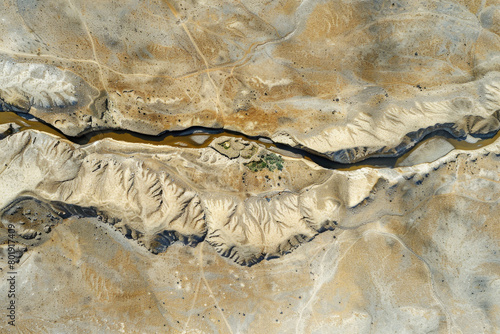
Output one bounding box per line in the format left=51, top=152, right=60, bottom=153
left=0, top=129, right=498, bottom=267
left=0, top=0, right=499, bottom=332
left=1, top=0, right=500, bottom=162
left=0, top=128, right=499, bottom=332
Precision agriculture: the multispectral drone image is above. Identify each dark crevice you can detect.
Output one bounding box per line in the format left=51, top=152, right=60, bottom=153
left=73, top=126, right=401, bottom=169
left=3, top=110, right=398, bottom=169
left=2, top=110, right=500, bottom=171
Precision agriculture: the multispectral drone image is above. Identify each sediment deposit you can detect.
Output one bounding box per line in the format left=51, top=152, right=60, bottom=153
left=1, top=0, right=500, bottom=333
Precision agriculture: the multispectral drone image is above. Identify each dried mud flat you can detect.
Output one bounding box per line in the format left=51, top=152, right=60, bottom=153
left=0, top=0, right=499, bottom=333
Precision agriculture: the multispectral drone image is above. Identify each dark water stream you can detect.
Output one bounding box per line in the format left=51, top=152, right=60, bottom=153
left=1, top=111, right=498, bottom=171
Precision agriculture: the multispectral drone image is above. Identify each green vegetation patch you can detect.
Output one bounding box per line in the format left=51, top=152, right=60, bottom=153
left=218, top=141, right=231, bottom=149
left=245, top=153, right=284, bottom=172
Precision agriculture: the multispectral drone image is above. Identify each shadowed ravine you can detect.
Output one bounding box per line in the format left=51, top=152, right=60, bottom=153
left=1, top=107, right=500, bottom=268
left=1, top=0, right=500, bottom=331
left=2, top=110, right=500, bottom=171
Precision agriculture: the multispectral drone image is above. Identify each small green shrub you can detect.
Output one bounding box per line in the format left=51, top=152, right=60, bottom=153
left=245, top=153, right=284, bottom=172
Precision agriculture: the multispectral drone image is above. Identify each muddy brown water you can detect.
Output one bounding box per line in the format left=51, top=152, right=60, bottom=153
left=1, top=111, right=498, bottom=171
left=0, top=111, right=227, bottom=149
left=394, top=130, right=500, bottom=166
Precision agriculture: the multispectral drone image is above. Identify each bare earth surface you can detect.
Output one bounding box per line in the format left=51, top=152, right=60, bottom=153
left=1, top=0, right=500, bottom=161
left=0, top=130, right=498, bottom=333
left=0, top=0, right=500, bottom=333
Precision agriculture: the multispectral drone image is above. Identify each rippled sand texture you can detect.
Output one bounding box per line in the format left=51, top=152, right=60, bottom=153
left=0, top=0, right=499, bottom=162
left=0, top=130, right=498, bottom=332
